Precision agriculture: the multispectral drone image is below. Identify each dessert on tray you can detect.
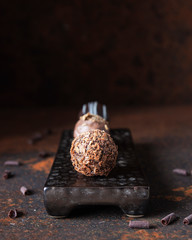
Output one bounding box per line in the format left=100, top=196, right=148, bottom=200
left=73, top=112, right=109, bottom=138
left=44, top=101, right=150, bottom=218
left=71, top=102, right=118, bottom=176
left=70, top=129, right=118, bottom=176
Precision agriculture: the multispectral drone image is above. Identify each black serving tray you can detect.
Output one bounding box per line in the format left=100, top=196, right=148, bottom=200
left=44, top=129, right=150, bottom=218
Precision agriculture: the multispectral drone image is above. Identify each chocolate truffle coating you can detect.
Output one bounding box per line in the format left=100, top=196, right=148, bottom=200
left=70, top=129, right=118, bottom=176
left=73, top=113, right=109, bottom=138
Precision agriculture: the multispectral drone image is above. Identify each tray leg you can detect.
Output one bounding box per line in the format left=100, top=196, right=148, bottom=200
left=120, top=205, right=144, bottom=218
left=47, top=206, right=74, bottom=218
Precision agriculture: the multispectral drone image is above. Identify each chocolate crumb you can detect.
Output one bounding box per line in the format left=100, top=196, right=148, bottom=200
left=8, top=209, right=18, bottom=219
left=173, top=168, right=188, bottom=176
left=4, top=161, right=20, bottom=166
left=3, top=170, right=13, bottom=179
left=38, top=151, right=51, bottom=158
left=129, top=220, right=150, bottom=229
left=183, top=214, right=192, bottom=225
left=43, top=129, right=52, bottom=135
left=20, top=186, right=30, bottom=195
left=28, top=132, right=43, bottom=145
left=161, top=213, right=178, bottom=225
left=28, top=139, right=34, bottom=145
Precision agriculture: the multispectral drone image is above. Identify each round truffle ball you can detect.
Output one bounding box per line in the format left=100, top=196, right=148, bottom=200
left=70, top=129, right=118, bottom=176
left=73, top=113, right=109, bottom=138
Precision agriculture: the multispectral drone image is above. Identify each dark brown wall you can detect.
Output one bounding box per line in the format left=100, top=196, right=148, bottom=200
left=1, top=0, right=192, bottom=107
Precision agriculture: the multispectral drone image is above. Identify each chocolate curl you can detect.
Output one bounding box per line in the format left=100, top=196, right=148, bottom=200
left=38, top=151, right=51, bottom=158
left=129, top=220, right=150, bottom=229
left=3, top=170, right=12, bottom=179
left=20, top=186, right=29, bottom=195
left=43, top=129, right=52, bottom=136
left=28, top=132, right=43, bottom=145
left=183, top=214, right=192, bottom=225
left=161, top=213, right=178, bottom=226
left=8, top=209, right=18, bottom=219
left=173, top=168, right=188, bottom=176
left=4, top=161, right=20, bottom=166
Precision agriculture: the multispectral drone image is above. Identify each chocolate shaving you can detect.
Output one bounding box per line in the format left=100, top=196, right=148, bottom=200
left=173, top=168, right=188, bottom=176
left=183, top=214, right=192, bottom=225
left=43, top=129, right=52, bottom=135
left=8, top=209, right=18, bottom=219
left=161, top=213, right=178, bottom=225
left=3, top=170, right=13, bottom=179
left=38, top=151, right=51, bottom=158
left=129, top=220, right=150, bottom=229
left=4, top=161, right=20, bottom=166
left=28, top=132, right=43, bottom=145
left=20, top=186, right=30, bottom=195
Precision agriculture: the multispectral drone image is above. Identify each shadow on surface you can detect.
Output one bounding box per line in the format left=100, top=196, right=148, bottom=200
left=69, top=205, right=123, bottom=219
left=136, top=142, right=179, bottom=217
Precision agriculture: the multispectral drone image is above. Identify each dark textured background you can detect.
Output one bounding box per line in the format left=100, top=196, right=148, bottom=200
left=1, top=0, right=192, bottom=107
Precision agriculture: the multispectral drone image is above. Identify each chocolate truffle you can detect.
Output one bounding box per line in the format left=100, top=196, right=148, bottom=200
left=70, top=129, right=118, bottom=176
left=73, top=113, right=109, bottom=138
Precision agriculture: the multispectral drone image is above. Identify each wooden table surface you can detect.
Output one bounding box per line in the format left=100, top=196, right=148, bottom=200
left=1, top=105, right=192, bottom=240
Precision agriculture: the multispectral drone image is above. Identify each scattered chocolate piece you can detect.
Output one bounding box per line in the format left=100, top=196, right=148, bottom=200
left=3, top=170, right=13, bottom=179
left=43, top=129, right=53, bottom=135
left=183, top=214, right=192, bottom=225
left=20, top=186, right=30, bottom=195
left=8, top=209, right=18, bottom=219
left=28, top=132, right=43, bottom=145
left=38, top=151, right=51, bottom=158
left=28, top=139, right=34, bottom=145
left=161, top=213, right=178, bottom=225
left=173, top=168, right=188, bottom=176
left=129, top=220, right=150, bottom=229
left=4, top=161, right=20, bottom=166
